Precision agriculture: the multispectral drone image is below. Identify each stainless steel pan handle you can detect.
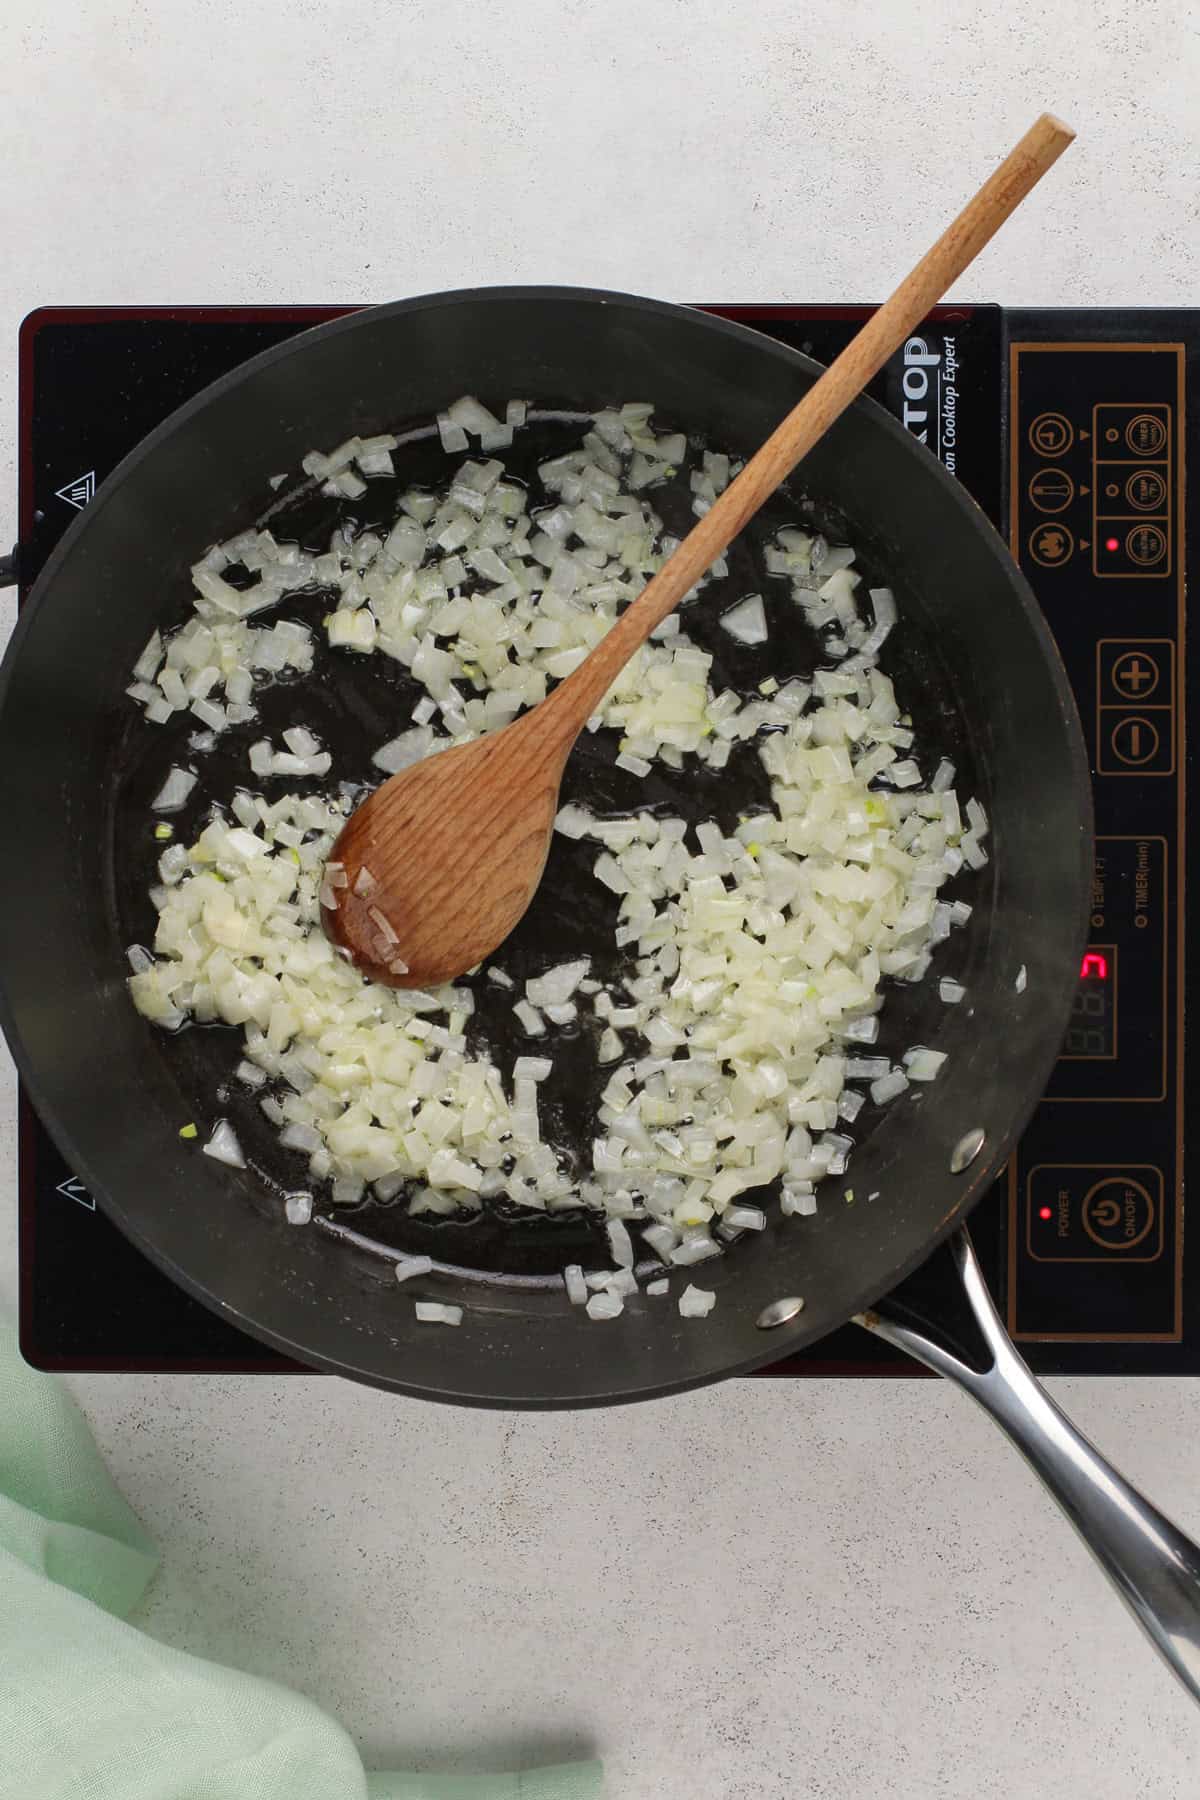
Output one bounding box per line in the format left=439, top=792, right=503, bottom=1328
left=858, top=1227, right=1200, bottom=1703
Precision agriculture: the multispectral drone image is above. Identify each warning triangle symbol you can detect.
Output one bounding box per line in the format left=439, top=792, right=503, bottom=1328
left=56, top=1174, right=95, bottom=1210
left=55, top=470, right=96, bottom=511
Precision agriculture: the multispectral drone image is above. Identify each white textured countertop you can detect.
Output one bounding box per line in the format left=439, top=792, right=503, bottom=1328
left=2, top=1, right=1198, bottom=1793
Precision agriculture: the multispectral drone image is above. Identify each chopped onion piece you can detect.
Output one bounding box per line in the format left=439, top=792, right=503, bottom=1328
left=513, top=999, right=545, bottom=1037
left=203, top=1119, right=245, bottom=1168
left=437, top=414, right=469, bottom=453
left=670, top=1234, right=721, bottom=1266
left=151, top=767, right=197, bottom=813
left=719, top=593, right=768, bottom=645
left=642, top=1223, right=679, bottom=1263
left=723, top=1204, right=766, bottom=1232
left=586, top=1290, right=623, bottom=1321
left=395, top=1255, right=434, bottom=1283
left=679, top=1284, right=716, bottom=1318
left=870, top=1069, right=909, bottom=1105
left=447, top=394, right=505, bottom=437
left=606, top=1219, right=634, bottom=1269
left=526, top=959, right=589, bottom=1008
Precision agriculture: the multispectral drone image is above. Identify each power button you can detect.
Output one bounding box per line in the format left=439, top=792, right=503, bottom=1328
left=1027, top=1164, right=1164, bottom=1263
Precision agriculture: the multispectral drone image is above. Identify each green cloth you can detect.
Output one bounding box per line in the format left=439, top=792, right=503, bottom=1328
left=0, top=1320, right=601, bottom=1800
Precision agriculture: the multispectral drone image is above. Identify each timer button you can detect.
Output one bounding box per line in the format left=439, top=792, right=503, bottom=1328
left=1125, top=412, right=1168, bottom=457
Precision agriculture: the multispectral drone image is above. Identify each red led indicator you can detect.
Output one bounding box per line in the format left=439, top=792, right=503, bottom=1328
left=1038, top=1205, right=1053, bottom=1221
left=1105, top=536, right=1120, bottom=552
left=1080, top=952, right=1108, bottom=979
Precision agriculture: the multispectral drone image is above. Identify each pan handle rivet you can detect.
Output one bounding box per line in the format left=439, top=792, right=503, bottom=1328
left=950, top=1127, right=986, bottom=1174
left=756, top=1296, right=806, bottom=1330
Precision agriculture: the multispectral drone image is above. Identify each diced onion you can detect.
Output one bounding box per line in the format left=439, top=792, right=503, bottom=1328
left=679, top=1284, right=716, bottom=1318
left=719, top=593, right=768, bottom=645
left=586, top=1290, right=623, bottom=1320
left=151, top=767, right=197, bottom=813
left=124, top=397, right=981, bottom=1280
left=203, top=1119, right=245, bottom=1168
left=395, top=1255, right=434, bottom=1283
left=723, top=1204, right=766, bottom=1232
left=869, top=1069, right=909, bottom=1105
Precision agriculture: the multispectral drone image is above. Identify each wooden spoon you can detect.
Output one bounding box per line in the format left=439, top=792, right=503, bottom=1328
left=325, top=113, right=1074, bottom=989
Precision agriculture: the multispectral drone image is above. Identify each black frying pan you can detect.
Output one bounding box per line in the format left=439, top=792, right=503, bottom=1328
left=1, top=290, right=1198, bottom=1694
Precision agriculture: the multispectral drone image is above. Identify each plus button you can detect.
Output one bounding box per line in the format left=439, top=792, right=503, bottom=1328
left=1110, top=650, right=1161, bottom=702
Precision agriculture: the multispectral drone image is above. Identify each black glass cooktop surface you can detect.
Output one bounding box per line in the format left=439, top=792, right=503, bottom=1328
left=12, top=302, right=1194, bottom=1376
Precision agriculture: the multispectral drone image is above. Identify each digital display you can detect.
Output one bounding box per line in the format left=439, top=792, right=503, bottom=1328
left=1063, top=947, right=1117, bottom=1059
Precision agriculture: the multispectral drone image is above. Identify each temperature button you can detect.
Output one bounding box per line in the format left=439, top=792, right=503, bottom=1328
left=1126, top=467, right=1168, bottom=511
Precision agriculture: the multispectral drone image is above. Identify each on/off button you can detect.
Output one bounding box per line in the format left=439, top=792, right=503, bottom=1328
left=1082, top=1176, right=1158, bottom=1252
left=1027, top=1164, right=1163, bottom=1262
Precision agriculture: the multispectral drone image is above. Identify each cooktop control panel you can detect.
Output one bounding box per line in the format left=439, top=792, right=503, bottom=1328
left=1006, top=332, right=1186, bottom=1348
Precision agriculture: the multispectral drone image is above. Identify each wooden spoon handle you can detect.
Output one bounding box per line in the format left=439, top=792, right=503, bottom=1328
left=544, top=112, right=1074, bottom=729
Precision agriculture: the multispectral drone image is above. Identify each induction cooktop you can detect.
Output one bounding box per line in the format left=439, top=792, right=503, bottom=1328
left=9, top=302, right=1194, bottom=1377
